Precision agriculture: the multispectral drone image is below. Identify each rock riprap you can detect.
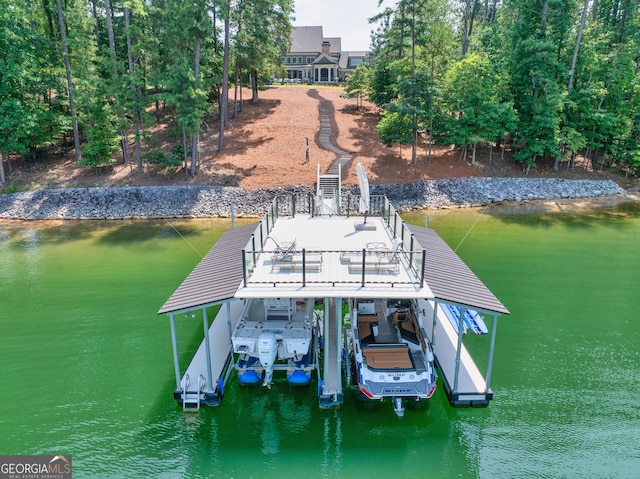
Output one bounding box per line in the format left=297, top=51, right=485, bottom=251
left=0, top=178, right=625, bottom=220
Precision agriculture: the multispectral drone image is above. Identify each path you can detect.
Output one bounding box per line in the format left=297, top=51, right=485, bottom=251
left=308, top=89, right=353, bottom=176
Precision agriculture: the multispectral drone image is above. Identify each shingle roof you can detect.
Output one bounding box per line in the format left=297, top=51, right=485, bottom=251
left=324, top=37, right=342, bottom=53
left=157, top=223, right=257, bottom=314
left=291, top=26, right=324, bottom=52
left=408, top=224, right=510, bottom=315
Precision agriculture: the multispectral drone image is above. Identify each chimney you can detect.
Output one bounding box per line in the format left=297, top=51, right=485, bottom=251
left=322, top=41, right=330, bottom=54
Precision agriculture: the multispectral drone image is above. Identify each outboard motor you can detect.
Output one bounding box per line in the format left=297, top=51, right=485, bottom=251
left=258, top=331, right=278, bottom=388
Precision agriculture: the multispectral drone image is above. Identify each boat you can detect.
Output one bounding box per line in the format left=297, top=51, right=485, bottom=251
left=232, top=297, right=316, bottom=387
left=350, top=298, right=437, bottom=416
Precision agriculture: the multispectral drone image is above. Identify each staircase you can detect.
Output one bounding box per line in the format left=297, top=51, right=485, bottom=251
left=316, top=165, right=341, bottom=215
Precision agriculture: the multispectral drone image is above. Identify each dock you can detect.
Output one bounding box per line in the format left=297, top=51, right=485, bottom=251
left=159, top=181, right=509, bottom=412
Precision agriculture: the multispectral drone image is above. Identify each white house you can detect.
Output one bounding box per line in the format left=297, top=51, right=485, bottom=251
left=282, top=26, right=368, bottom=84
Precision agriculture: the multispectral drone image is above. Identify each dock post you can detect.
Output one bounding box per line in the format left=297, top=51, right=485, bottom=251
left=335, top=298, right=343, bottom=393
left=484, top=314, right=499, bottom=391
left=170, top=314, right=181, bottom=391
left=323, top=298, right=330, bottom=388
left=203, top=309, right=214, bottom=393
left=431, top=303, right=438, bottom=348
left=226, top=302, right=233, bottom=346
left=452, top=309, right=465, bottom=393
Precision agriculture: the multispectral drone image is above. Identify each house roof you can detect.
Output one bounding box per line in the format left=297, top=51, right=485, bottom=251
left=324, top=37, right=342, bottom=53
left=340, top=52, right=368, bottom=70
left=291, top=27, right=342, bottom=55
left=314, top=54, right=338, bottom=65
left=291, top=26, right=324, bottom=53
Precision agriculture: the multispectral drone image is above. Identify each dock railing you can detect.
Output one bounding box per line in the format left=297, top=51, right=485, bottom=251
left=241, top=194, right=426, bottom=288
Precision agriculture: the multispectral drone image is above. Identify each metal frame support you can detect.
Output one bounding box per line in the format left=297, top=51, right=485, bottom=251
left=431, top=302, right=438, bottom=348
left=452, top=308, right=465, bottom=393
left=485, top=314, right=499, bottom=391
left=170, top=314, right=181, bottom=391
left=203, top=309, right=214, bottom=393
left=335, top=298, right=343, bottom=393
left=322, top=298, right=330, bottom=394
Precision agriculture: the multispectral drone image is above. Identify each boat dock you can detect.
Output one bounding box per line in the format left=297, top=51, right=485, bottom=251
left=159, top=185, right=509, bottom=412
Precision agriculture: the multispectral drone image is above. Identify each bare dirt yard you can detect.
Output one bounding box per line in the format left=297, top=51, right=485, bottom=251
left=3, top=85, right=637, bottom=192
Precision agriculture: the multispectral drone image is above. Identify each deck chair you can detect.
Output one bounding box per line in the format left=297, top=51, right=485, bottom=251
left=378, top=238, right=403, bottom=272
left=268, top=236, right=296, bottom=261
left=387, top=238, right=404, bottom=261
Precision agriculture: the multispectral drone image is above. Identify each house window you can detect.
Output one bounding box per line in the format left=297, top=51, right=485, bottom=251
left=307, top=56, right=314, bottom=63
left=292, top=57, right=297, bottom=64
left=286, top=57, right=290, bottom=64
left=298, top=57, right=303, bottom=63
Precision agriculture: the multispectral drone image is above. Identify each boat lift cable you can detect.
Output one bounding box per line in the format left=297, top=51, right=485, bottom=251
left=163, top=218, right=204, bottom=259
left=453, top=204, right=490, bottom=252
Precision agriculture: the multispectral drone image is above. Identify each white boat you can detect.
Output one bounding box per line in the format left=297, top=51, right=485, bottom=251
left=232, top=297, right=316, bottom=387
left=350, top=299, right=437, bottom=416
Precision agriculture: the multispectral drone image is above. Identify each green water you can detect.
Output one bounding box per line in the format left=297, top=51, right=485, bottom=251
left=1, top=203, right=639, bottom=478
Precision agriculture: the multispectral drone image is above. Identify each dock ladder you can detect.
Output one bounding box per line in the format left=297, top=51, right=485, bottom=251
left=181, top=373, right=206, bottom=412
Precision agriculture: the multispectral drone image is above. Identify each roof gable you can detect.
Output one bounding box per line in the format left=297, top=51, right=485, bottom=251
left=313, top=52, right=338, bottom=65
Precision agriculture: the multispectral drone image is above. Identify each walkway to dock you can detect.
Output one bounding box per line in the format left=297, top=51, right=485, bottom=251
left=311, top=89, right=352, bottom=176
left=320, top=298, right=343, bottom=407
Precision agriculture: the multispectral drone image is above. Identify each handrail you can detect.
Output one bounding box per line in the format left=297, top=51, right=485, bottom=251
left=241, top=193, right=426, bottom=288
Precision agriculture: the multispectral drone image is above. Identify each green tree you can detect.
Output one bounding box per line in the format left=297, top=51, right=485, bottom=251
left=344, top=63, right=372, bottom=109
left=441, top=52, right=516, bottom=164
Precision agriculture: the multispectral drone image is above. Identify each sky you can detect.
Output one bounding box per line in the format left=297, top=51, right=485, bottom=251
left=292, top=1, right=384, bottom=51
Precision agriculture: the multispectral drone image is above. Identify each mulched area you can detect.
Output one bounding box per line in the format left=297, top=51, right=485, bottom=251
left=4, top=85, right=635, bottom=191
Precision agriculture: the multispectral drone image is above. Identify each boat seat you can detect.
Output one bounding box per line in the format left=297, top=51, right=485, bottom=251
left=398, top=319, right=419, bottom=345
left=391, top=310, right=408, bottom=324
left=357, top=315, right=378, bottom=346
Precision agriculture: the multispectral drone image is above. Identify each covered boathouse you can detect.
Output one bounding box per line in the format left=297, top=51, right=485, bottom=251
left=158, top=183, right=510, bottom=412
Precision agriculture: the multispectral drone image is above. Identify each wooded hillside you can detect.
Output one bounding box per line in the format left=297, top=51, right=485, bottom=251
left=0, top=0, right=638, bottom=190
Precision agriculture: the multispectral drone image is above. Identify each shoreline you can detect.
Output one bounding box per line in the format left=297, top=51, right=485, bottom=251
left=0, top=177, right=632, bottom=220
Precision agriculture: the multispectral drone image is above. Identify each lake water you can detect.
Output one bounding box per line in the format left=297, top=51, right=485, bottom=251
left=1, top=201, right=639, bottom=478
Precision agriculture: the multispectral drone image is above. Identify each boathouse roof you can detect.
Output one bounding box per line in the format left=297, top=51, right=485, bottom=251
left=158, top=220, right=509, bottom=316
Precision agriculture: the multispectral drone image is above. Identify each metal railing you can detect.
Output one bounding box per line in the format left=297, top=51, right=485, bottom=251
left=240, top=194, right=427, bottom=288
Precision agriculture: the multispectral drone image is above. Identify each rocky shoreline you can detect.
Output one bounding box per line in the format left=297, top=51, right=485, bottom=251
left=0, top=177, right=628, bottom=220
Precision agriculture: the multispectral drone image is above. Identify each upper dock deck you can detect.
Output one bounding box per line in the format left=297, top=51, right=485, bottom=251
left=236, top=195, right=433, bottom=300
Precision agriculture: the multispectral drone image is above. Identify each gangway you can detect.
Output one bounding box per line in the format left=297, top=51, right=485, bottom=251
left=319, top=298, right=344, bottom=408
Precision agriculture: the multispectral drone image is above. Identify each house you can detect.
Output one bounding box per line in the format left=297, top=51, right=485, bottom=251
left=282, top=26, right=368, bottom=84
